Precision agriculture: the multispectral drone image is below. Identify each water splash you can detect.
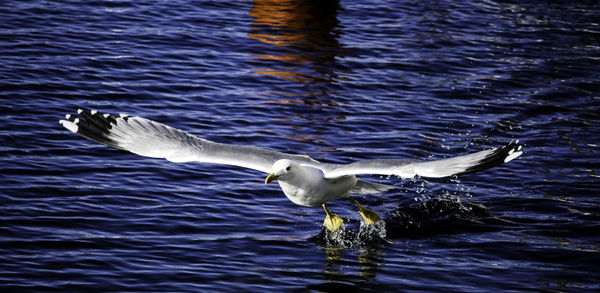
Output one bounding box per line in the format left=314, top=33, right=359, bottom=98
left=311, top=220, right=391, bottom=248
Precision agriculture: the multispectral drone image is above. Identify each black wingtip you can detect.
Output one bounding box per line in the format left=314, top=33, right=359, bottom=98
left=462, top=140, right=523, bottom=175
left=60, top=108, right=122, bottom=149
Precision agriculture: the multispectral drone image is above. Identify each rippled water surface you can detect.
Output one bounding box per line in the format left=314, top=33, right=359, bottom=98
left=2, top=0, right=600, bottom=291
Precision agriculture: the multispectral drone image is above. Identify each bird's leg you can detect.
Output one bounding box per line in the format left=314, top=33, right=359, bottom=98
left=322, top=204, right=343, bottom=232
left=348, top=196, right=381, bottom=224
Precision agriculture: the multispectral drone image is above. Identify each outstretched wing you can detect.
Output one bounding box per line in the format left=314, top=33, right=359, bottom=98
left=322, top=141, right=523, bottom=179
left=59, top=109, right=318, bottom=174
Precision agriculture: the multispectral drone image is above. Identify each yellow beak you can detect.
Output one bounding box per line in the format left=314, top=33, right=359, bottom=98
left=265, top=173, right=278, bottom=184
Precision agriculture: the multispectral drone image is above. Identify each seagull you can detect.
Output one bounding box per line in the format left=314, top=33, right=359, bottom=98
left=60, top=109, right=523, bottom=231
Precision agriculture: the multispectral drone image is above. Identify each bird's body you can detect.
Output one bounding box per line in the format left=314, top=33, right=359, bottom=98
left=269, top=160, right=357, bottom=207
left=60, top=109, right=523, bottom=231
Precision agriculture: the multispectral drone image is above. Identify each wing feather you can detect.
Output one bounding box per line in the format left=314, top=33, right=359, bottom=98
left=322, top=141, right=523, bottom=179
left=60, top=109, right=318, bottom=174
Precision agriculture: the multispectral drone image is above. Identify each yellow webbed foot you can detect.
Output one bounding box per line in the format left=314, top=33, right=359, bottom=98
left=358, top=206, right=381, bottom=224
left=349, top=196, right=381, bottom=225
left=323, top=213, right=344, bottom=232
left=322, top=204, right=343, bottom=232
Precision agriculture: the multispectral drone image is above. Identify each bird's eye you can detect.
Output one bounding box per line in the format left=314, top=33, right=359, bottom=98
left=285, top=166, right=291, bottom=171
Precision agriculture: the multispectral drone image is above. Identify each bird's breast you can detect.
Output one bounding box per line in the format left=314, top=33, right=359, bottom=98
left=278, top=181, right=323, bottom=207
left=277, top=175, right=356, bottom=207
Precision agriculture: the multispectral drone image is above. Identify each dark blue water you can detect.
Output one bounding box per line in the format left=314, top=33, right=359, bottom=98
left=2, top=0, right=599, bottom=291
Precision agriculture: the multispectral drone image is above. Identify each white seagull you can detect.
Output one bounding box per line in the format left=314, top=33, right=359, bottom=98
left=60, top=109, right=523, bottom=231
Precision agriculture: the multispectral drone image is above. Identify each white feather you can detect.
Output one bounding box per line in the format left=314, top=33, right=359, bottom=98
left=59, top=120, right=78, bottom=133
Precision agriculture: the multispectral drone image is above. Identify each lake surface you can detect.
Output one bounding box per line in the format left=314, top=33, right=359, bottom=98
left=1, top=0, right=599, bottom=291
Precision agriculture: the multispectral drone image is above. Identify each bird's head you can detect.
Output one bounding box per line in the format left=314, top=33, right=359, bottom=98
left=265, top=159, right=298, bottom=184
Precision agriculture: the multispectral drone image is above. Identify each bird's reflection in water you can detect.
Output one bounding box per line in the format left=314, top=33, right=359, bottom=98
left=323, top=245, right=383, bottom=274
left=308, top=221, right=390, bottom=288
left=248, top=0, right=342, bottom=91
left=307, top=244, right=386, bottom=290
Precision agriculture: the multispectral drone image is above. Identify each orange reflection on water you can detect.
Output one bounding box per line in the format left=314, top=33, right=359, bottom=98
left=248, top=0, right=345, bottom=142
left=253, top=67, right=328, bottom=83
left=249, top=33, right=306, bottom=49
left=248, top=0, right=341, bottom=84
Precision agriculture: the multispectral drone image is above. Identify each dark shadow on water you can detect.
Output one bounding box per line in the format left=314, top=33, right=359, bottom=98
left=386, top=198, right=499, bottom=237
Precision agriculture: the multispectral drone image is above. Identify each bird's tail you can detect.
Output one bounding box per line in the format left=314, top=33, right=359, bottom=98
left=351, top=180, right=395, bottom=195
